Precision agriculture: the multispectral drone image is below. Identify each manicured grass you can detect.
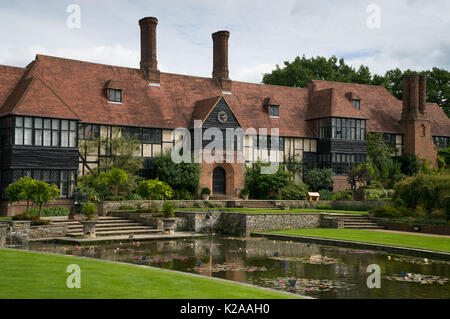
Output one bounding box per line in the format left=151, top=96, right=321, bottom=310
left=0, top=249, right=298, bottom=299
left=267, top=229, right=450, bottom=253
left=0, top=217, right=11, bottom=220
left=177, top=208, right=368, bottom=214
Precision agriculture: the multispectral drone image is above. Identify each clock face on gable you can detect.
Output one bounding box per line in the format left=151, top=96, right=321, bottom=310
left=217, top=111, right=228, bottom=124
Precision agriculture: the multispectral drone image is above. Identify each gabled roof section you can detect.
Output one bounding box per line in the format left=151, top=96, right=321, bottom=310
left=1, top=77, right=80, bottom=119
left=0, top=65, right=25, bottom=109
left=189, top=96, right=221, bottom=127
left=309, top=80, right=403, bottom=134
left=306, top=81, right=368, bottom=121
left=427, top=102, right=450, bottom=137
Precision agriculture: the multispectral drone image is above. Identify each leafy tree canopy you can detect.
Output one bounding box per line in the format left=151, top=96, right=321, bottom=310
left=262, top=55, right=450, bottom=117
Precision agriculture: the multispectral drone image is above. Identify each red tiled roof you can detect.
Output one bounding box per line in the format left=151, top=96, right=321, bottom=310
left=311, top=80, right=450, bottom=136
left=0, top=65, right=25, bottom=109
left=0, top=55, right=449, bottom=138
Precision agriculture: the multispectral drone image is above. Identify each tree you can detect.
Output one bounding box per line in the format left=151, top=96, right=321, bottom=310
left=153, top=153, right=200, bottom=194
left=245, top=161, right=292, bottom=199
left=5, top=177, right=35, bottom=212
left=262, top=55, right=367, bottom=88
left=28, top=180, right=60, bottom=219
left=107, top=168, right=129, bottom=197
left=79, top=128, right=144, bottom=197
left=304, top=168, right=333, bottom=192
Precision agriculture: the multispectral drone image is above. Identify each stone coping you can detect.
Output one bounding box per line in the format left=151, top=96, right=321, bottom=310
left=3, top=248, right=309, bottom=299
left=49, top=232, right=207, bottom=245
left=252, top=233, right=450, bottom=261
left=175, top=210, right=322, bottom=216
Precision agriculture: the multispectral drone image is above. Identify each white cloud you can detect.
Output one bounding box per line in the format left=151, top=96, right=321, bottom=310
left=0, top=0, right=448, bottom=83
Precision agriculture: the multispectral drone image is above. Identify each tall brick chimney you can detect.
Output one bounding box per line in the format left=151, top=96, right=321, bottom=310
left=212, top=30, right=232, bottom=92
left=400, top=74, right=437, bottom=167
left=139, top=17, right=160, bottom=85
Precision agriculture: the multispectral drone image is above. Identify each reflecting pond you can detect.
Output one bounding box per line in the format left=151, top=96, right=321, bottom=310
left=23, top=236, right=450, bottom=299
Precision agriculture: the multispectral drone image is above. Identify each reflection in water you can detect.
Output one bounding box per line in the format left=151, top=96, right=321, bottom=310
left=21, top=236, right=450, bottom=299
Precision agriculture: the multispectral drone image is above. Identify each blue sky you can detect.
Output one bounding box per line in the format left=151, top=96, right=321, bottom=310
left=0, top=0, right=449, bottom=83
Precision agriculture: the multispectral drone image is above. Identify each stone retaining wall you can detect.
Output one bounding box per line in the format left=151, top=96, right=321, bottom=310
left=175, top=211, right=324, bottom=236
left=98, top=199, right=385, bottom=216
left=29, top=225, right=67, bottom=239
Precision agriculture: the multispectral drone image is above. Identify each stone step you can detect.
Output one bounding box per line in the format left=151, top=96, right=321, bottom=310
left=53, top=219, right=137, bottom=226
left=66, top=228, right=162, bottom=237
left=67, top=225, right=152, bottom=232
left=66, top=222, right=142, bottom=229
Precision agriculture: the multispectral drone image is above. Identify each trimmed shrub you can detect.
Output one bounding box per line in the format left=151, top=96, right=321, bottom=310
left=201, top=187, right=211, bottom=195
left=81, top=202, right=98, bottom=220
left=304, top=168, right=333, bottom=192
left=26, top=207, right=69, bottom=217
left=173, top=189, right=195, bottom=200
left=162, top=201, right=175, bottom=218
left=393, top=174, right=450, bottom=218
left=318, top=189, right=334, bottom=201
left=281, top=182, right=308, bottom=200
left=136, top=179, right=174, bottom=200
left=372, top=205, right=414, bottom=218
left=332, top=190, right=353, bottom=201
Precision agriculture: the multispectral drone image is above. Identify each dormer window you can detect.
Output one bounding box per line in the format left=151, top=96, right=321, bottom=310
left=108, top=89, right=122, bottom=103
left=269, top=105, right=279, bottom=117
left=352, top=99, right=360, bottom=110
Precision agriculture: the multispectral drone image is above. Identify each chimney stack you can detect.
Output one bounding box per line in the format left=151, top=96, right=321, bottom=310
left=402, top=75, right=427, bottom=116
left=139, top=17, right=160, bottom=85
left=419, top=75, right=427, bottom=114
left=212, top=30, right=232, bottom=92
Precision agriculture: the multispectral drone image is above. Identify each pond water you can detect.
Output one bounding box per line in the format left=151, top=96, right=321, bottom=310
left=22, top=236, right=450, bottom=299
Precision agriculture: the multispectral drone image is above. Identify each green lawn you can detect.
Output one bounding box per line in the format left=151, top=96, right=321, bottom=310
left=0, top=249, right=298, bottom=299
left=177, top=208, right=368, bottom=214
left=0, top=217, right=11, bottom=220
left=267, top=229, right=450, bottom=253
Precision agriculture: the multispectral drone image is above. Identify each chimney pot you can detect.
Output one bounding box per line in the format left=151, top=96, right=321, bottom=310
left=139, top=17, right=160, bottom=84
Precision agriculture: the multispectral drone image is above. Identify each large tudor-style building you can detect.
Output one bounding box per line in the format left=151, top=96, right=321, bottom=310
left=0, top=17, right=449, bottom=214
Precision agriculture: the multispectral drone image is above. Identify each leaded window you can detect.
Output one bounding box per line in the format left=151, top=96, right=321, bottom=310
left=108, top=89, right=122, bottom=103
left=14, top=116, right=77, bottom=148
left=269, top=105, right=279, bottom=117
left=319, top=117, right=366, bottom=141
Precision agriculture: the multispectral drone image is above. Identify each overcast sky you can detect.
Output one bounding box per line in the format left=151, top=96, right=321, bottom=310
left=0, top=0, right=449, bottom=83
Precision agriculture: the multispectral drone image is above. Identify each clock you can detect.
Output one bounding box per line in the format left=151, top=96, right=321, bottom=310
left=217, top=111, right=228, bottom=124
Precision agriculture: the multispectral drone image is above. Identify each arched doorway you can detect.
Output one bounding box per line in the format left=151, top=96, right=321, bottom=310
left=213, top=167, right=226, bottom=195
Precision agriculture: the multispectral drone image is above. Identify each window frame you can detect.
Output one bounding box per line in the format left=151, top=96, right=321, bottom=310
left=108, top=89, right=123, bottom=103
